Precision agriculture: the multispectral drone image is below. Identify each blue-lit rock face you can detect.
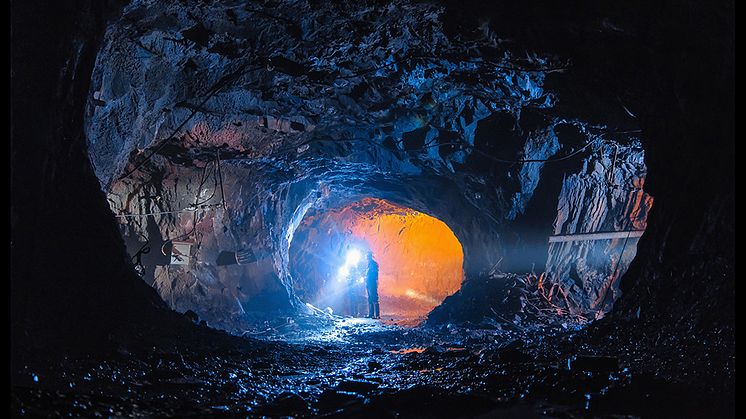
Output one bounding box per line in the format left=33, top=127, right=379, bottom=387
left=545, top=141, right=653, bottom=317
left=85, top=0, right=553, bottom=186
left=86, top=0, right=650, bottom=332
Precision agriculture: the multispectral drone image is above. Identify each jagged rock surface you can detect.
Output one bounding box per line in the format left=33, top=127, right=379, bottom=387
left=86, top=0, right=649, bottom=331
left=544, top=140, right=653, bottom=314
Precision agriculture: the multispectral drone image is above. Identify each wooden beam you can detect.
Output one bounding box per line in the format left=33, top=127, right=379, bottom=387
left=548, top=230, right=644, bottom=243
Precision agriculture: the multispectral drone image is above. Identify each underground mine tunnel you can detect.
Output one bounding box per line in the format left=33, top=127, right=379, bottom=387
left=289, top=197, right=465, bottom=320
left=11, top=0, right=734, bottom=417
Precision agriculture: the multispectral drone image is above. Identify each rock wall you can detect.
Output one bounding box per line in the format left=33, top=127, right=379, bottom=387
left=83, top=0, right=652, bottom=331
left=544, top=140, right=653, bottom=315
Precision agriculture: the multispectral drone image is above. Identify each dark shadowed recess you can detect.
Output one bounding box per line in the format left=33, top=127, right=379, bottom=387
left=441, top=0, right=734, bottom=325
left=10, top=0, right=260, bottom=367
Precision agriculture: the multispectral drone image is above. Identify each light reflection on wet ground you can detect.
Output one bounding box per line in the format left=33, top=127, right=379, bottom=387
left=11, top=314, right=733, bottom=417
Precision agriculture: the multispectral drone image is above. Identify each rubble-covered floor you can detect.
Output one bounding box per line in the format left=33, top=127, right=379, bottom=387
left=11, top=314, right=733, bottom=418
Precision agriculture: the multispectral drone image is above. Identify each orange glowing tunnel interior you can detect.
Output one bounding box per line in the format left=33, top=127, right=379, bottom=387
left=289, top=198, right=464, bottom=320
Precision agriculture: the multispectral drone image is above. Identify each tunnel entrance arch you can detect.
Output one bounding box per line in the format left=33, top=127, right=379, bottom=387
left=289, top=198, right=464, bottom=322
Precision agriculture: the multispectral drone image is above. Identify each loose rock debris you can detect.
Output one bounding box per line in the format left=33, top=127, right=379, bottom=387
left=11, top=314, right=732, bottom=417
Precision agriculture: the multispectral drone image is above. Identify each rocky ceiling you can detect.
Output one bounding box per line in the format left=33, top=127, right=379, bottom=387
left=86, top=0, right=652, bottom=332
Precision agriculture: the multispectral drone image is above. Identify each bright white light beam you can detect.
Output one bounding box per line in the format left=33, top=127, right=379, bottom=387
left=337, top=248, right=364, bottom=282
left=345, top=248, right=362, bottom=266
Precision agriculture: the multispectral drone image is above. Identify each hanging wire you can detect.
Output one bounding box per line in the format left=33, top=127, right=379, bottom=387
left=117, top=63, right=264, bottom=181
left=131, top=232, right=151, bottom=276
left=193, top=160, right=219, bottom=206
left=216, top=149, right=227, bottom=210
left=260, top=125, right=629, bottom=166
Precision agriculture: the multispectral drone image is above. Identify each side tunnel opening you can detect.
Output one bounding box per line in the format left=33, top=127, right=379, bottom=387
left=289, top=198, right=464, bottom=322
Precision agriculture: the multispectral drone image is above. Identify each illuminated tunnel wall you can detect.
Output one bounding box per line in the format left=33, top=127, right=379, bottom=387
left=289, top=198, right=464, bottom=319
left=80, top=0, right=655, bottom=332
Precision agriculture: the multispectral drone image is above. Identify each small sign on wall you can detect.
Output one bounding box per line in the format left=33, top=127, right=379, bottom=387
left=170, top=241, right=192, bottom=265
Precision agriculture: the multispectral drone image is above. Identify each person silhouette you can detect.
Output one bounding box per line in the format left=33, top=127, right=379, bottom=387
left=365, top=251, right=380, bottom=319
